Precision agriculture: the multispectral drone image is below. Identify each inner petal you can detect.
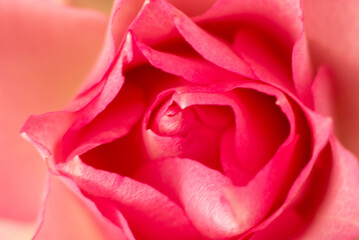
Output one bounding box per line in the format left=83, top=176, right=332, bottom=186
left=144, top=94, right=232, bottom=171
left=133, top=157, right=240, bottom=239
left=149, top=100, right=197, bottom=137
left=220, top=88, right=291, bottom=185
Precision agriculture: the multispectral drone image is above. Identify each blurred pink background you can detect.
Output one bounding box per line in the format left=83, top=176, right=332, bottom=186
left=0, top=0, right=108, bottom=238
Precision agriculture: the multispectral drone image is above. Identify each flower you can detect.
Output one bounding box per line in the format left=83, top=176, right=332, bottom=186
left=2, top=0, right=359, bottom=239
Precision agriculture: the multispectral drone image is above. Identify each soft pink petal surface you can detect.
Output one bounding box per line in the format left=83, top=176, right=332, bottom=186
left=311, top=66, right=335, bottom=117
left=298, top=138, right=359, bottom=239
left=59, top=157, right=201, bottom=240
left=135, top=157, right=238, bottom=239
left=133, top=33, right=241, bottom=85
left=292, top=32, right=314, bottom=107
left=224, top=99, right=333, bottom=239
left=200, top=0, right=302, bottom=41
left=199, top=0, right=303, bottom=91
left=251, top=138, right=359, bottom=240
left=34, top=175, right=128, bottom=240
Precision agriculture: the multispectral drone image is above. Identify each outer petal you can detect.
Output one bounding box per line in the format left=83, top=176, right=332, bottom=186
left=311, top=66, right=335, bottom=117
left=129, top=0, right=255, bottom=79
left=298, top=137, right=359, bottom=239
left=59, top=157, right=201, bottom=240
left=250, top=137, right=359, bottom=240
left=34, top=175, right=129, bottom=240
left=21, top=29, right=137, bottom=168
left=132, top=32, right=242, bottom=85
left=0, top=0, right=106, bottom=236
left=199, top=0, right=302, bottom=42
left=198, top=0, right=303, bottom=92
left=167, top=0, right=217, bottom=17
left=292, top=32, right=314, bottom=107
left=69, top=0, right=144, bottom=108
left=303, top=0, right=359, bottom=157
left=225, top=97, right=333, bottom=239
left=135, top=157, right=238, bottom=239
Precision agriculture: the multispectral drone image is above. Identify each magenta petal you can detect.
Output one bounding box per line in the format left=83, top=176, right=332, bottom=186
left=198, top=0, right=304, bottom=93
left=240, top=107, right=333, bottom=238
left=143, top=91, right=225, bottom=169
left=216, top=83, right=295, bottom=184
left=130, top=0, right=255, bottom=78
left=250, top=138, right=359, bottom=240
left=135, top=157, right=239, bottom=239
left=33, top=175, right=130, bottom=240
left=223, top=136, right=299, bottom=233
left=21, top=31, right=137, bottom=165
left=173, top=13, right=256, bottom=79
left=232, top=25, right=293, bottom=92
left=129, top=0, right=179, bottom=46
left=148, top=83, right=293, bottom=180
left=110, top=0, right=145, bottom=50
left=297, top=138, right=359, bottom=239
left=230, top=88, right=291, bottom=177
left=249, top=207, right=309, bottom=240
left=311, top=66, right=335, bottom=117
left=77, top=0, right=145, bottom=93
left=62, top=82, right=146, bottom=161
left=292, top=32, right=314, bottom=107
left=166, top=0, right=216, bottom=17
left=133, top=33, right=241, bottom=84
left=282, top=109, right=333, bottom=203
left=21, top=112, right=74, bottom=165
left=199, top=0, right=302, bottom=43
left=59, top=157, right=200, bottom=240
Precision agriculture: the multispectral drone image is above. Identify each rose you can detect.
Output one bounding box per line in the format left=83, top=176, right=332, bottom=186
left=20, top=0, right=359, bottom=239
left=2, top=1, right=358, bottom=239
left=3, top=0, right=359, bottom=239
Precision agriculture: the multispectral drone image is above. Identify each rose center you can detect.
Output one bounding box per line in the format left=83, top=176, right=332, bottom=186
left=143, top=93, right=235, bottom=171
left=152, top=102, right=196, bottom=136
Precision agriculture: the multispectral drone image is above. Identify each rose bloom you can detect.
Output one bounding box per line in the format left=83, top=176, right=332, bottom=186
left=1, top=0, right=359, bottom=239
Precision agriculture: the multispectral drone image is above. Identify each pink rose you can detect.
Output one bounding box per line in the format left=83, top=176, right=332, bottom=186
left=1, top=0, right=359, bottom=239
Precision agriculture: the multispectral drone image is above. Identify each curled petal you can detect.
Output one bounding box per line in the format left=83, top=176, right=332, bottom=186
left=59, top=157, right=200, bottom=239
left=135, top=157, right=239, bottom=239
